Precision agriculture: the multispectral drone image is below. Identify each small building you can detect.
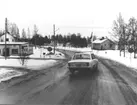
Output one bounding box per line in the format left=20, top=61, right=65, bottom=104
left=92, top=38, right=117, bottom=50
left=0, top=42, right=33, bottom=56
left=0, top=33, right=33, bottom=56
left=0, top=33, right=17, bottom=42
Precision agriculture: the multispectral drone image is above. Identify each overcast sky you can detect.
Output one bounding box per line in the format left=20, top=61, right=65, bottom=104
left=0, top=0, right=137, bottom=37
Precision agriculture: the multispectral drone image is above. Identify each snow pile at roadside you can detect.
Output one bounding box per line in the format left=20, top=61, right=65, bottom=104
left=25, top=59, right=57, bottom=70
left=0, top=59, right=57, bottom=70
left=57, top=46, right=92, bottom=52
left=0, top=68, right=26, bottom=82
left=57, top=46, right=137, bottom=69
left=95, top=50, right=137, bottom=69
left=29, top=47, right=65, bottom=59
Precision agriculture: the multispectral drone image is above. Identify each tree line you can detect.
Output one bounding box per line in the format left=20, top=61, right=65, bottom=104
left=0, top=23, right=97, bottom=48
left=30, top=32, right=96, bottom=48
left=112, top=13, right=137, bottom=58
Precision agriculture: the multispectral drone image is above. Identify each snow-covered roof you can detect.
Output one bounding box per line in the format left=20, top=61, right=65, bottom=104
left=0, top=42, right=28, bottom=45
left=107, top=36, right=119, bottom=43
left=92, top=39, right=108, bottom=44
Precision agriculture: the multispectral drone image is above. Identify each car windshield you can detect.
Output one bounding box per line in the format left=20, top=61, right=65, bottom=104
left=73, top=54, right=90, bottom=60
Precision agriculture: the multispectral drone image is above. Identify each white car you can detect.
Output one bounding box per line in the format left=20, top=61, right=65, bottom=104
left=68, top=52, right=98, bottom=75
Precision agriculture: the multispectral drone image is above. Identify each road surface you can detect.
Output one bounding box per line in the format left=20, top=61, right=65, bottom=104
left=0, top=50, right=137, bottom=105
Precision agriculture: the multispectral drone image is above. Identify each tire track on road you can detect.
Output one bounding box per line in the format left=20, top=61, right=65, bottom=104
left=99, top=58, right=137, bottom=105
left=97, top=61, right=126, bottom=105
left=59, top=70, right=100, bottom=105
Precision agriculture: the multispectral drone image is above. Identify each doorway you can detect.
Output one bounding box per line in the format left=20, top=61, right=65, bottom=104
left=101, top=46, right=103, bottom=50
left=3, top=48, right=10, bottom=56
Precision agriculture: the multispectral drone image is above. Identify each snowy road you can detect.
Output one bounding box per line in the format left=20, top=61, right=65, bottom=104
left=0, top=50, right=137, bottom=105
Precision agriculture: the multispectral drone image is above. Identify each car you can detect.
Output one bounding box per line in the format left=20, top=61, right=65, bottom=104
left=68, top=52, right=98, bottom=75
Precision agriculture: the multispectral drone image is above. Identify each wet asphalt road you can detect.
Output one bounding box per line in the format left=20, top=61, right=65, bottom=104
left=0, top=51, right=137, bottom=105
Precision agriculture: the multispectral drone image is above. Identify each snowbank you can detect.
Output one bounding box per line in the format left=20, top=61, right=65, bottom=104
left=0, top=59, right=57, bottom=70
left=29, top=47, right=65, bottom=59
left=57, top=46, right=137, bottom=69
left=0, top=68, right=26, bottom=82
left=95, top=50, right=137, bottom=69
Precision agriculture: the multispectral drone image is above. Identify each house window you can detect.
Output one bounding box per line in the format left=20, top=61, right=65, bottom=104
left=1, top=39, right=3, bottom=42
left=6, top=38, right=9, bottom=41
left=12, top=49, right=18, bottom=54
left=110, top=44, right=113, bottom=48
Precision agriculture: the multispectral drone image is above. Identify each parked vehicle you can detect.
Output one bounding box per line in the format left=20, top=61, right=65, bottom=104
left=68, top=52, right=98, bottom=75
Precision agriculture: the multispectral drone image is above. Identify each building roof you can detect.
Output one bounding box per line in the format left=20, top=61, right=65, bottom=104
left=92, top=38, right=118, bottom=44
left=92, top=39, right=108, bottom=44
left=107, top=36, right=118, bottom=43
left=0, top=33, right=19, bottom=39
left=0, top=42, right=28, bottom=45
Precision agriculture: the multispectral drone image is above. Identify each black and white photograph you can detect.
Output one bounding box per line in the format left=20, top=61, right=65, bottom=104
left=0, top=0, right=137, bottom=104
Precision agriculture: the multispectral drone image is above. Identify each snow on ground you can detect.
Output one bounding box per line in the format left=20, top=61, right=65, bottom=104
left=57, top=46, right=137, bottom=70
left=0, top=47, right=65, bottom=70
left=0, top=59, right=57, bottom=70
left=29, top=47, right=65, bottom=59
left=0, top=68, right=26, bottom=82
left=0, top=47, right=65, bottom=82
left=95, top=50, right=137, bottom=69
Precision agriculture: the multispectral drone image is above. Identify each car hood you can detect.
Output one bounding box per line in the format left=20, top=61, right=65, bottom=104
left=68, top=59, right=91, bottom=63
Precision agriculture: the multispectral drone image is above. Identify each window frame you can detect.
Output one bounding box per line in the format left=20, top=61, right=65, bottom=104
left=6, top=38, right=9, bottom=41
left=12, top=49, right=18, bottom=55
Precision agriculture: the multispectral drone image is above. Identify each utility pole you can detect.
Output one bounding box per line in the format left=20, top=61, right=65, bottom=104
left=90, top=29, right=94, bottom=51
left=53, top=24, right=55, bottom=54
left=5, top=18, right=7, bottom=60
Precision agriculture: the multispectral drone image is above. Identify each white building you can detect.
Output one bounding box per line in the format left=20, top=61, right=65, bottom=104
left=0, top=33, right=33, bottom=56
left=0, top=33, right=16, bottom=42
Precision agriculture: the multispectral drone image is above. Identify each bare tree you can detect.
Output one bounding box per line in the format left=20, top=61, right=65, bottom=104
left=33, top=24, right=39, bottom=48
left=128, top=17, right=137, bottom=58
left=34, top=24, right=38, bottom=35
left=27, top=28, right=31, bottom=39
left=22, top=28, right=27, bottom=40
left=0, top=30, right=4, bottom=36
left=19, top=48, right=29, bottom=66
left=112, top=13, right=126, bottom=57
left=8, top=23, right=20, bottom=39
